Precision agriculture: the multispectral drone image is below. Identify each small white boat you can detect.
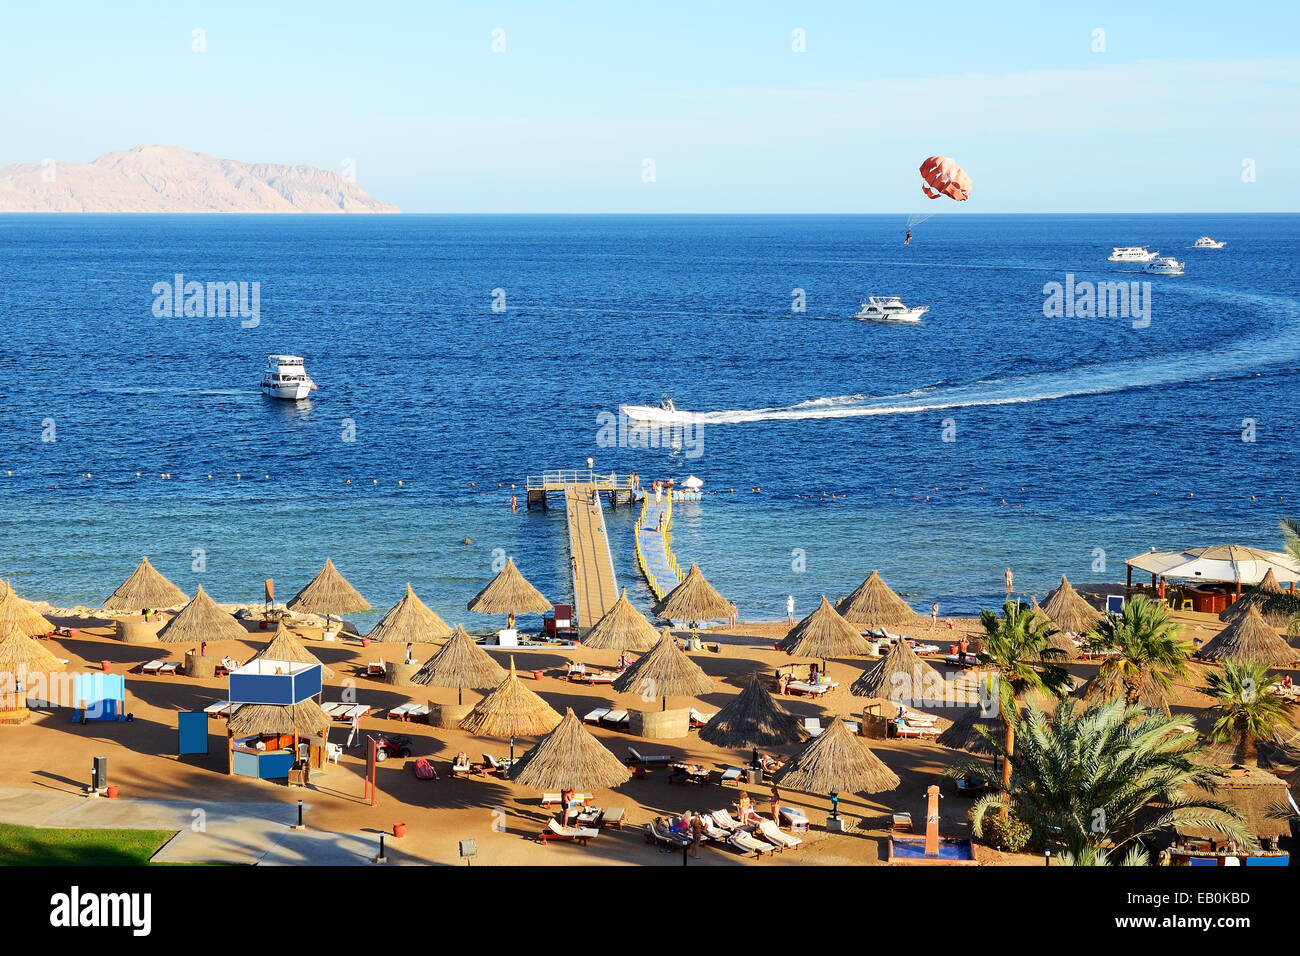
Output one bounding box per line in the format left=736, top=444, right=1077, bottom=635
left=1108, top=245, right=1158, bottom=263
left=1144, top=256, right=1185, bottom=276
left=620, top=397, right=695, bottom=424
left=260, top=354, right=317, bottom=400
left=1193, top=236, right=1226, bottom=249
left=854, top=296, right=929, bottom=324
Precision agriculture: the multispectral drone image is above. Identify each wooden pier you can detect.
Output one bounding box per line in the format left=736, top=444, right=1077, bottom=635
left=525, top=469, right=638, bottom=511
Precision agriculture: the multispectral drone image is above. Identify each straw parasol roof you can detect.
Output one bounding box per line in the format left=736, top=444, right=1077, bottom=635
left=698, top=674, right=808, bottom=748
left=509, top=708, right=630, bottom=791
left=611, top=629, right=713, bottom=703
left=1199, top=604, right=1296, bottom=667
left=0, top=580, right=53, bottom=638
left=366, top=583, right=451, bottom=643
left=851, top=638, right=944, bottom=701
left=0, top=624, right=65, bottom=674
left=772, top=717, right=900, bottom=795
left=652, top=563, right=731, bottom=623
left=1039, top=574, right=1100, bottom=635
left=1029, top=600, right=1081, bottom=662
left=104, top=556, right=188, bottom=610
left=287, top=558, right=371, bottom=619
left=466, top=557, right=551, bottom=617
left=582, top=588, right=659, bottom=652
left=1220, top=568, right=1290, bottom=627
left=1178, top=765, right=1291, bottom=843
left=835, top=570, right=916, bottom=627
left=936, top=705, right=1000, bottom=754
left=459, top=657, right=562, bottom=737
left=228, top=699, right=331, bottom=737
left=778, top=595, right=873, bottom=661
left=248, top=623, right=335, bottom=679
left=411, top=624, right=506, bottom=698
left=155, top=585, right=249, bottom=644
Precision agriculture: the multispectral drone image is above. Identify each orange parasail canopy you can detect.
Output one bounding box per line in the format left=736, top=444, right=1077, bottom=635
left=919, top=156, right=971, bottom=201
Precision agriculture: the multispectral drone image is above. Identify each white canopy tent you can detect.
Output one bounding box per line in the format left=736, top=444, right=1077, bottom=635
left=1126, top=546, right=1300, bottom=586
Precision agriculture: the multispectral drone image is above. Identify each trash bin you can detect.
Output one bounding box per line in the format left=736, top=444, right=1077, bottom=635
left=393, top=822, right=406, bottom=838
left=531, top=669, right=544, bottom=681
left=747, top=769, right=762, bottom=786
left=100, top=660, right=112, bottom=672
left=361, top=636, right=371, bottom=648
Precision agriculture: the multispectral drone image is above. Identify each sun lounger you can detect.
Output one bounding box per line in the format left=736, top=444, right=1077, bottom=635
left=644, top=821, right=692, bottom=849
left=159, top=661, right=179, bottom=676
left=627, top=746, right=672, bottom=765
left=584, top=672, right=616, bottom=685
left=601, top=710, right=629, bottom=728
left=779, top=807, right=809, bottom=833
left=803, top=717, right=823, bottom=737
left=844, top=720, right=861, bottom=735
left=320, top=702, right=345, bottom=717
left=786, top=680, right=835, bottom=697
left=482, top=753, right=515, bottom=776
left=204, top=700, right=231, bottom=717
left=142, top=660, right=164, bottom=676
left=688, top=707, right=716, bottom=728
left=758, top=818, right=802, bottom=850
left=541, top=791, right=592, bottom=807
left=711, top=809, right=742, bottom=832
left=337, top=704, right=370, bottom=721
left=892, top=812, right=913, bottom=832
left=388, top=702, right=417, bottom=720
left=729, top=830, right=776, bottom=857
left=894, top=723, right=940, bottom=739
left=583, top=707, right=611, bottom=724
left=668, top=762, right=710, bottom=785
left=602, top=808, right=625, bottom=829
left=539, top=818, right=600, bottom=845
left=718, top=766, right=744, bottom=787
left=364, top=661, right=386, bottom=677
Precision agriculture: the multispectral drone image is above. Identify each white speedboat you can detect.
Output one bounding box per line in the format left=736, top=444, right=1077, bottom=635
left=620, top=397, right=694, bottom=424
left=1108, top=245, right=1158, bottom=262
left=260, top=354, right=317, bottom=400
left=1193, top=236, right=1226, bottom=249
left=854, top=296, right=929, bottom=324
left=1144, top=256, right=1185, bottom=276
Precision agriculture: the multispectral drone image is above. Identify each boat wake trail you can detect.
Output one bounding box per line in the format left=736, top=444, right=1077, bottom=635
left=693, top=290, right=1300, bottom=426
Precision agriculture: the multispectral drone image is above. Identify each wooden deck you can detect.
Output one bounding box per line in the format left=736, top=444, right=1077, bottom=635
left=564, top=484, right=620, bottom=628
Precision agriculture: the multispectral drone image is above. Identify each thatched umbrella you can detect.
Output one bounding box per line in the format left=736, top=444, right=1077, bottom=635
left=611, top=628, right=712, bottom=709
left=411, top=624, right=506, bottom=704
left=777, top=595, right=873, bottom=671
left=935, top=707, right=1000, bottom=754
left=156, top=585, right=249, bottom=644
left=1029, top=599, right=1081, bottom=662
left=104, top=556, right=187, bottom=610
left=366, top=583, right=451, bottom=644
left=509, top=708, right=630, bottom=792
left=699, top=673, right=807, bottom=749
left=1199, top=605, right=1296, bottom=667
left=248, top=623, right=335, bottom=679
left=460, top=657, right=562, bottom=762
left=287, top=558, right=370, bottom=631
left=1039, top=574, right=1100, bottom=635
left=582, top=588, right=659, bottom=655
left=851, top=637, right=945, bottom=702
left=228, top=699, right=331, bottom=737
left=0, top=622, right=66, bottom=722
left=466, top=557, right=551, bottom=629
left=835, top=570, right=915, bottom=628
left=773, top=717, right=900, bottom=819
left=1220, top=567, right=1289, bottom=627
left=651, top=563, right=731, bottom=626
left=0, top=580, right=53, bottom=638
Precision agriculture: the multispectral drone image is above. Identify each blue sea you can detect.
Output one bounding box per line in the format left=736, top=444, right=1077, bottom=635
left=1, top=214, right=1297, bottom=627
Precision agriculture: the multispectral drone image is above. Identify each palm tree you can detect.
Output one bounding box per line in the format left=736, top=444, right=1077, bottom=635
left=1203, top=660, right=1292, bottom=764
left=975, top=599, right=1073, bottom=814
left=955, top=698, right=1256, bottom=862
left=1085, top=595, right=1193, bottom=714
left=1280, top=517, right=1300, bottom=635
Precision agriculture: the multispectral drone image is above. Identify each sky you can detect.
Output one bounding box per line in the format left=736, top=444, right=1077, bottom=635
left=0, top=1, right=1297, bottom=213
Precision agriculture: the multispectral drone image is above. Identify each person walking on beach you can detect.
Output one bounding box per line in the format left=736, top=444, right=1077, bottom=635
left=786, top=594, right=795, bottom=623
left=930, top=602, right=939, bottom=631
left=1004, top=567, right=1014, bottom=596
left=729, top=602, right=738, bottom=627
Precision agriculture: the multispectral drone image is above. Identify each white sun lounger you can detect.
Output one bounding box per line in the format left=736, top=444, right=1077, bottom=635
left=729, top=830, right=776, bottom=857
left=142, top=660, right=164, bottom=675
left=844, top=720, right=861, bottom=735
left=689, top=707, right=716, bottom=726
left=779, top=807, right=809, bottom=833
left=711, top=809, right=742, bottom=831
left=388, top=702, right=416, bottom=720
left=540, top=818, right=599, bottom=845
left=541, top=791, right=593, bottom=807
left=803, top=717, right=824, bottom=736
left=627, top=746, right=672, bottom=764
left=719, top=767, right=744, bottom=787
left=320, top=702, right=345, bottom=717
left=204, top=700, right=231, bottom=716
left=159, top=661, right=180, bottom=675
left=583, top=707, right=611, bottom=724
left=601, top=710, right=629, bottom=727
left=758, top=818, right=802, bottom=850
left=408, top=703, right=429, bottom=721
left=787, top=680, right=834, bottom=697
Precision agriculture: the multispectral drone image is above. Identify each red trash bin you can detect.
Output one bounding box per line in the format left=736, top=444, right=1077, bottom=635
left=361, top=637, right=371, bottom=648
left=393, top=822, right=406, bottom=838
left=101, top=660, right=112, bottom=672
left=106, top=785, right=119, bottom=799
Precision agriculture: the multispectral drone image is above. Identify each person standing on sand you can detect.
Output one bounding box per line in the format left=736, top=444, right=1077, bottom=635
left=691, top=813, right=704, bottom=858
left=786, top=594, right=795, bottom=623
left=1004, top=567, right=1014, bottom=596
left=769, top=786, right=781, bottom=823
left=930, top=602, right=939, bottom=631
left=729, top=602, right=738, bottom=627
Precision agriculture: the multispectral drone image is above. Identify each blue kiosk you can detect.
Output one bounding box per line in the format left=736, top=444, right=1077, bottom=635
left=225, top=659, right=324, bottom=780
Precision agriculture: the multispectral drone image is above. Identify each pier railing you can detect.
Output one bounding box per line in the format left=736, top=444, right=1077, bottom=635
left=527, top=470, right=636, bottom=491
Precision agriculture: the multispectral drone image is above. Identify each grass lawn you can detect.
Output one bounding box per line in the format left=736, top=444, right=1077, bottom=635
left=0, top=822, right=177, bottom=865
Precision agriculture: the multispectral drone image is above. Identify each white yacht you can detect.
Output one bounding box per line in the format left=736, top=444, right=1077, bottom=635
left=620, top=397, right=695, bottom=424
left=1108, top=245, right=1159, bottom=263
left=1144, top=256, right=1185, bottom=276
left=260, top=355, right=317, bottom=400
left=1193, top=236, right=1226, bottom=249
left=854, top=296, right=929, bottom=324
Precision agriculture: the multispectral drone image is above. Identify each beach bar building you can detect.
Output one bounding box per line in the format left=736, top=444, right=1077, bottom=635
left=1125, top=546, right=1300, bottom=612
left=225, top=658, right=325, bottom=780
